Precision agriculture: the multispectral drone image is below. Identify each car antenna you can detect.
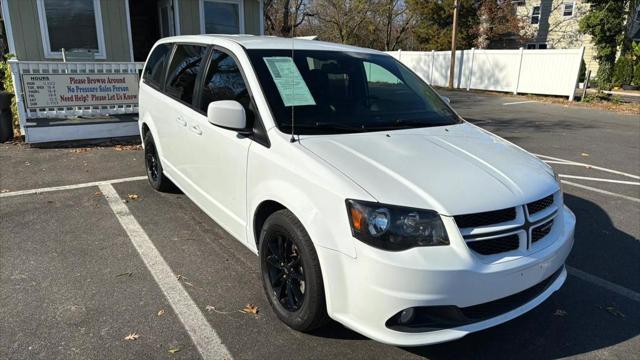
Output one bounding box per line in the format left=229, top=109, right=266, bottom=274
left=289, top=20, right=296, bottom=143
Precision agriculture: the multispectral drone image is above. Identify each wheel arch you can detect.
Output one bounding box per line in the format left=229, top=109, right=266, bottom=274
left=253, top=199, right=287, bottom=250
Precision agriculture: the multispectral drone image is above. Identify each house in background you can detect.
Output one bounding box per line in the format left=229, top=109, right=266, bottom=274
left=0, top=0, right=264, bottom=143
left=630, top=2, right=640, bottom=41
left=509, top=0, right=600, bottom=76
left=2, top=0, right=264, bottom=62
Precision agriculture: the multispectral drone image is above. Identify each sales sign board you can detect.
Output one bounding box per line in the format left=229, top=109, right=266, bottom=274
left=22, top=74, right=139, bottom=108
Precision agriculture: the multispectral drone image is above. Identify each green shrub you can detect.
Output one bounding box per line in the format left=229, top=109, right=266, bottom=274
left=0, top=54, right=20, bottom=134
left=613, top=55, right=634, bottom=87
left=634, top=63, right=640, bottom=86
left=595, top=62, right=614, bottom=90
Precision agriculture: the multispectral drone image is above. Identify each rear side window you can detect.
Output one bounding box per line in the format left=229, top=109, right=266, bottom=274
left=143, top=44, right=172, bottom=88
left=165, top=44, right=208, bottom=105
left=199, top=50, right=250, bottom=113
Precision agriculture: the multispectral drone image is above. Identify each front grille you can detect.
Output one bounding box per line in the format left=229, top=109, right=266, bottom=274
left=532, top=219, right=553, bottom=243
left=466, top=234, right=519, bottom=255
left=454, top=207, right=516, bottom=228
left=527, top=194, right=554, bottom=215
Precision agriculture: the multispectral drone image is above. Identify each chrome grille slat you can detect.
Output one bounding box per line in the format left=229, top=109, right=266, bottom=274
left=458, top=193, right=558, bottom=256
left=527, top=194, right=554, bottom=215
left=466, top=234, right=519, bottom=255
left=454, top=207, right=516, bottom=228
left=532, top=219, right=554, bottom=243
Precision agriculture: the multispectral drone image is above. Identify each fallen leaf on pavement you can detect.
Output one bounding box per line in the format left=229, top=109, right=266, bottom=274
left=157, top=309, right=165, bottom=316
left=94, top=191, right=102, bottom=197
left=116, top=272, right=133, bottom=278
left=70, top=148, right=90, bottom=153
left=127, top=194, right=140, bottom=201
left=553, top=309, right=567, bottom=317
left=115, top=144, right=143, bottom=151
left=605, top=306, right=625, bottom=318
left=124, top=332, right=140, bottom=341
left=206, top=305, right=234, bottom=315
left=240, top=304, right=259, bottom=314
left=168, top=346, right=181, bottom=354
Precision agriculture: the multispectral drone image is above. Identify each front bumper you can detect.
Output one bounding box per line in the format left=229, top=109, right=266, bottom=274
left=316, top=205, right=575, bottom=346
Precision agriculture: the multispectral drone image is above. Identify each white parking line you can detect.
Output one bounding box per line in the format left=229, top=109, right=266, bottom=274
left=561, top=180, right=640, bottom=203
left=567, top=266, right=640, bottom=303
left=99, top=184, right=232, bottom=360
left=559, top=175, right=640, bottom=186
left=503, top=100, right=538, bottom=106
left=536, top=154, right=640, bottom=180
left=0, top=176, right=147, bottom=198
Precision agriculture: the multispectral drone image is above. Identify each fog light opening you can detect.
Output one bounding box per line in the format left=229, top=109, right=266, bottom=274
left=399, top=308, right=415, bottom=325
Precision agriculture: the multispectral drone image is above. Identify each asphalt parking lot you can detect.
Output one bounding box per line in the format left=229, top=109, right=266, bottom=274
left=1, top=90, right=639, bottom=359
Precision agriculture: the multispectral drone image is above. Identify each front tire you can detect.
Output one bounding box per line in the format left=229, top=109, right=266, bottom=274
left=143, top=132, right=175, bottom=192
left=259, top=209, right=329, bottom=332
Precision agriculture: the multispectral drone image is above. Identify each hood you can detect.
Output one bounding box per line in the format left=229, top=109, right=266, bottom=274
left=299, top=123, right=558, bottom=216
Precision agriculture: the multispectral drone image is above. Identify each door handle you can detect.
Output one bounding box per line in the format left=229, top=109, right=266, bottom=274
left=189, top=124, right=203, bottom=135
left=176, top=117, right=187, bottom=127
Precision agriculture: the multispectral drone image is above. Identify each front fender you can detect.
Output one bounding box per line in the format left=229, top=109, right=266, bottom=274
left=248, top=179, right=356, bottom=258
left=246, top=134, right=376, bottom=259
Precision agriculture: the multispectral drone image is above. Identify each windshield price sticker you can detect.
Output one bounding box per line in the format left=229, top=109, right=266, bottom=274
left=263, top=57, right=316, bottom=107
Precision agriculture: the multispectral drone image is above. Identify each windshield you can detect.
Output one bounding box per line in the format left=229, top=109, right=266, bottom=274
left=246, top=49, right=461, bottom=135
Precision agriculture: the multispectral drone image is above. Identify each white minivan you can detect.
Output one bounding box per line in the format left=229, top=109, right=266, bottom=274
left=139, top=35, right=575, bottom=346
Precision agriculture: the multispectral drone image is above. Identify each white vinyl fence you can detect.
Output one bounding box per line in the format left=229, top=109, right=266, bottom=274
left=387, top=47, right=585, bottom=100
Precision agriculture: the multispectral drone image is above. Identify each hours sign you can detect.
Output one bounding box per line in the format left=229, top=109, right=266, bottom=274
left=22, top=74, right=139, bottom=108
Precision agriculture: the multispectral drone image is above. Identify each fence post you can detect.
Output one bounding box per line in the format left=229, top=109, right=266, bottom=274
left=514, top=47, right=524, bottom=95
left=7, top=59, right=28, bottom=139
left=581, top=69, right=591, bottom=102
left=467, top=48, right=475, bottom=91
left=569, top=46, right=586, bottom=101
left=430, top=50, right=435, bottom=84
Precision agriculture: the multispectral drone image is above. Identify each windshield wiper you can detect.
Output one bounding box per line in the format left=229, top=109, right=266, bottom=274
left=283, top=122, right=366, bottom=134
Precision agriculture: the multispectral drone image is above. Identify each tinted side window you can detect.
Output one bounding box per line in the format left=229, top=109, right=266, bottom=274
left=199, top=50, right=251, bottom=116
left=165, top=44, right=208, bottom=104
left=143, top=44, right=172, bottom=87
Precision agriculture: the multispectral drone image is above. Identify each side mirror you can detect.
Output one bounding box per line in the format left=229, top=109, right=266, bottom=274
left=441, top=96, right=451, bottom=104
left=207, top=100, right=247, bottom=131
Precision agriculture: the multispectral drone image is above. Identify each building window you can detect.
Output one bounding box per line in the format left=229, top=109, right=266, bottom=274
left=563, top=2, right=574, bottom=17
left=36, top=0, right=105, bottom=59
left=200, top=0, right=245, bottom=34
left=531, top=6, right=540, bottom=24
left=511, top=0, right=525, bottom=6
left=526, top=43, right=547, bottom=49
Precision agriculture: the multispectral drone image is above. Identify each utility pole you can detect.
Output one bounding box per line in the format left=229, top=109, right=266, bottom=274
left=448, top=0, right=460, bottom=89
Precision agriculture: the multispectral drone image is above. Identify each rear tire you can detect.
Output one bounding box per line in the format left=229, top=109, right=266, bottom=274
left=259, top=209, right=329, bottom=332
left=143, top=132, right=175, bottom=192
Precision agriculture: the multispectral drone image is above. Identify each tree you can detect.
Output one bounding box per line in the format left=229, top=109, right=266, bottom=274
left=475, top=0, right=530, bottom=49
left=407, top=0, right=478, bottom=51
left=579, top=0, right=630, bottom=89
left=309, top=0, right=373, bottom=44
left=376, top=0, right=415, bottom=51
left=264, top=0, right=311, bottom=37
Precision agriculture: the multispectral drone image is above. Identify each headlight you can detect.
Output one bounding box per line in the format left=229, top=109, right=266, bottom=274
left=552, top=168, right=563, bottom=193
left=346, top=199, right=449, bottom=251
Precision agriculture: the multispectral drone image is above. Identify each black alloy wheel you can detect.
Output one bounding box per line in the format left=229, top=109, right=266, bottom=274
left=143, top=132, right=175, bottom=192
left=259, top=209, right=329, bottom=331
left=264, top=231, right=306, bottom=311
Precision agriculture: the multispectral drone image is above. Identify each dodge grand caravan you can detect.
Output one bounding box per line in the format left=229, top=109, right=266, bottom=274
left=138, top=35, right=575, bottom=346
